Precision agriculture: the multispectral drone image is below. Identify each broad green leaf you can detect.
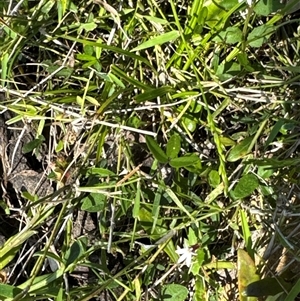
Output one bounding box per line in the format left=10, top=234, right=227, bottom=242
left=208, top=170, right=220, bottom=188
left=81, top=193, right=106, bottom=212
left=131, top=31, right=180, bottom=51
left=64, top=238, right=86, bottom=268
left=85, top=96, right=100, bottom=106
left=18, top=268, right=65, bottom=292
left=0, top=284, right=22, bottom=298
left=204, top=0, right=227, bottom=28
left=213, top=26, right=243, bottom=44
left=22, top=135, right=45, bottom=153
left=217, top=61, right=241, bottom=81
left=108, top=73, right=125, bottom=88
left=254, top=0, right=285, bottom=16
left=238, top=249, right=260, bottom=301
left=190, top=249, right=206, bottom=276
left=257, top=166, right=274, bottom=179
left=246, top=277, right=291, bottom=297
left=79, top=21, right=97, bottom=32
left=146, top=136, right=168, bottom=163
left=220, top=136, right=236, bottom=146
left=166, top=134, right=181, bottom=159
left=247, top=24, right=275, bottom=48
left=227, top=136, right=253, bottom=162
left=182, top=116, right=196, bottom=132
left=232, top=174, right=259, bottom=199
left=161, top=284, right=188, bottom=301
left=169, top=154, right=199, bottom=168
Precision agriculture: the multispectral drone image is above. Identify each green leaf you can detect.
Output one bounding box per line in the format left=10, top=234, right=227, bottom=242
left=264, top=119, right=285, bottom=150
left=238, top=249, right=260, bottom=301
left=208, top=170, right=220, bottom=188
left=135, top=86, right=175, bottom=103
left=213, top=26, right=243, bottom=44
left=81, top=193, right=106, bottom=212
left=227, top=136, right=253, bottom=162
left=0, top=230, right=36, bottom=270
left=254, top=0, right=285, bottom=16
left=139, top=205, right=178, bottom=262
left=166, top=134, right=181, bottom=159
left=64, top=238, right=86, bottom=268
left=232, top=174, right=259, bottom=199
left=169, top=154, right=199, bottom=168
left=246, top=277, right=291, bottom=297
left=76, top=54, right=96, bottom=61
left=283, top=277, right=300, bottom=301
left=161, top=284, right=189, bottom=301
left=79, top=21, right=97, bottom=32
left=22, top=135, right=45, bottom=154
left=247, top=24, right=275, bottom=48
left=86, top=167, right=116, bottom=177
left=0, top=284, right=22, bottom=298
left=131, top=31, right=180, bottom=51
left=182, top=116, right=197, bottom=132
left=204, top=0, right=227, bottom=28
left=146, top=136, right=168, bottom=163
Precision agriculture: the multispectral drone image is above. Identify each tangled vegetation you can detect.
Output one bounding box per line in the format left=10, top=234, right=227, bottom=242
left=1, top=0, right=300, bottom=300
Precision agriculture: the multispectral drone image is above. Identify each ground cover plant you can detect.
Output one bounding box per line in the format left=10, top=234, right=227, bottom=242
left=1, top=0, right=300, bottom=300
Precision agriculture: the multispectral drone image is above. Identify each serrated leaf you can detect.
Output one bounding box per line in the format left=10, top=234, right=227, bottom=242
left=166, top=134, right=181, bottom=159
left=146, top=136, right=168, bottom=163
left=169, top=154, right=199, bottom=168
left=227, top=136, right=253, bottom=162
left=131, top=31, right=180, bottom=51
left=232, top=174, right=259, bottom=199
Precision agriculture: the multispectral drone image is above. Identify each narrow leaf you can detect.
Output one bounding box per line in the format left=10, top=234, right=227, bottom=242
left=146, top=136, right=168, bottom=163
left=132, top=31, right=180, bottom=51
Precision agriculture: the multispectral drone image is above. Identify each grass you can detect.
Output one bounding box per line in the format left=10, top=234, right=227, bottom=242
left=1, top=0, right=300, bottom=300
